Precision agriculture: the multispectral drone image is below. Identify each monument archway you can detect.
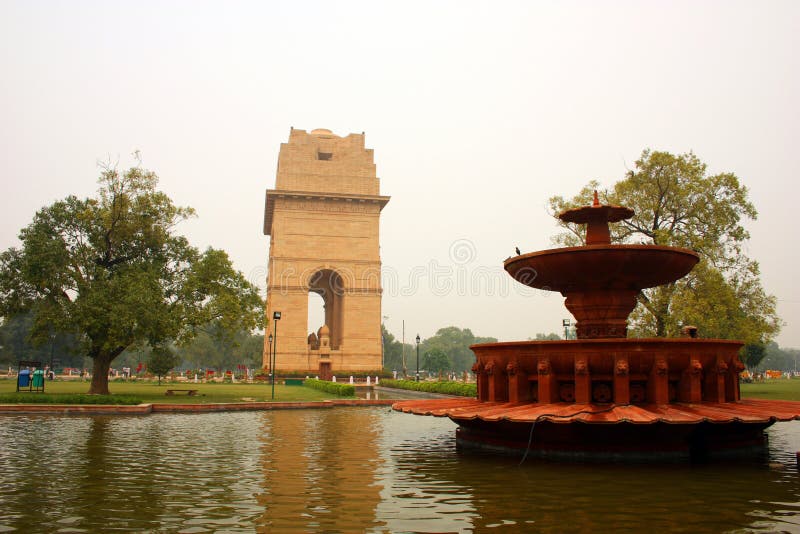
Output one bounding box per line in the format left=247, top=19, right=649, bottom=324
left=307, top=269, right=344, bottom=350
left=262, top=128, right=390, bottom=375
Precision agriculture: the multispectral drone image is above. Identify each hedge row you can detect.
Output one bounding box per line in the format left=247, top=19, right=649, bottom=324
left=303, top=379, right=356, bottom=397
left=254, top=369, right=392, bottom=379
left=0, top=394, right=143, bottom=405
left=381, top=379, right=477, bottom=397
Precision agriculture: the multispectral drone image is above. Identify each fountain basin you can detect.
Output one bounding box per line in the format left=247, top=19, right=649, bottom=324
left=394, top=193, right=800, bottom=460
left=393, top=397, right=800, bottom=459
left=467, top=338, right=744, bottom=405
left=392, top=338, right=800, bottom=459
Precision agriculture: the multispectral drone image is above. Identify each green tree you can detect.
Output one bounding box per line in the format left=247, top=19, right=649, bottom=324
left=742, top=342, right=767, bottom=371
left=529, top=333, right=562, bottom=341
left=181, top=323, right=264, bottom=372
left=756, top=342, right=800, bottom=372
left=0, top=160, right=263, bottom=394
left=422, top=348, right=452, bottom=374
left=548, top=149, right=780, bottom=345
left=0, top=312, right=84, bottom=369
left=147, top=345, right=178, bottom=385
left=381, top=324, right=417, bottom=376
left=422, top=326, right=497, bottom=372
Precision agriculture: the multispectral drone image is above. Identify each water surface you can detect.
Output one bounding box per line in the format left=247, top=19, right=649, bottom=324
left=2, top=408, right=800, bottom=532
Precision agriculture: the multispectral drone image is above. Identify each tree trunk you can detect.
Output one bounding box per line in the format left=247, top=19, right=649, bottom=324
left=89, top=354, right=112, bottom=395
left=655, top=315, right=667, bottom=337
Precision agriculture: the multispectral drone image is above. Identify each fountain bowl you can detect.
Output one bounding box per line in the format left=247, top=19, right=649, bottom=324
left=504, top=245, right=699, bottom=292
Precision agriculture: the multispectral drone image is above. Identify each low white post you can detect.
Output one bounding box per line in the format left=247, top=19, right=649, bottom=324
left=332, top=376, right=337, bottom=382
left=350, top=376, right=354, bottom=384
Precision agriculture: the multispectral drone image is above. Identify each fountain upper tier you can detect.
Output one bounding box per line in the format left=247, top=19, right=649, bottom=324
left=504, top=192, right=699, bottom=339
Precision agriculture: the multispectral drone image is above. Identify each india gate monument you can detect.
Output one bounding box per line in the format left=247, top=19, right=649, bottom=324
left=262, top=128, right=390, bottom=378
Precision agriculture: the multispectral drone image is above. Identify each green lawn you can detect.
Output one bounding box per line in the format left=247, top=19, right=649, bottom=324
left=6, top=376, right=797, bottom=404
left=0, top=378, right=347, bottom=404
left=741, top=379, right=800, bottom=401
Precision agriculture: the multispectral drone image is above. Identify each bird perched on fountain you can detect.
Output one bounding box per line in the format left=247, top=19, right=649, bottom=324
left=515, top=246, right=521, bottom=255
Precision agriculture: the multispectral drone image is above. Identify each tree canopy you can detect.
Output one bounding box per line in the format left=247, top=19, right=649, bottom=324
left=548, top=149, right=780, bottom=345
left=421, top=326, right=497, bottom=372
left=422, top=348, right=452, bottom=373
left=0, top=161, right=263, bottom=394
left=147, top=345, right=178, bottom=385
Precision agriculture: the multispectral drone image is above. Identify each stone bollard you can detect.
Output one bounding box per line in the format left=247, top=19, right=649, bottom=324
left=366, top=376, right=371, bottom=385
left=332, top=376, right=336, bottom=382
left=350, top=376, right=354, bottom=384
left=194, top=374, right=198, bottom=383
left=375, top=376, right=379, bottom=385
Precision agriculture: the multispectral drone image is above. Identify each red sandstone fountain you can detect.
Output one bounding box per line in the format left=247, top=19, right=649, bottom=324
left=394, top=193, right=800, bottom=460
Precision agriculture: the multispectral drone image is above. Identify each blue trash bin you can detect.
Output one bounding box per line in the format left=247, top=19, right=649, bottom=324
left=18, top=369, right=30, bottom=388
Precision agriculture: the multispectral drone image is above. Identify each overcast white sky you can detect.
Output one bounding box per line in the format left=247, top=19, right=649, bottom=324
left=2, top=1, right=799, bottom=348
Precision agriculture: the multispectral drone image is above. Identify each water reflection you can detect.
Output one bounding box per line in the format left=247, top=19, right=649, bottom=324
left=1, top=410, right=800, bottom=532
left=256, top=408, right=385, bottom=531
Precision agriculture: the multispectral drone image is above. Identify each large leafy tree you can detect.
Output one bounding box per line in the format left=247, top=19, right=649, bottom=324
left=0, top=161, right=263, bottom=394
left=548, top=149, right=780, bottom=345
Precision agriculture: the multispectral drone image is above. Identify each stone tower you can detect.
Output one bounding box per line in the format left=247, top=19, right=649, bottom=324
left=262, top=128, right=390, bottom=377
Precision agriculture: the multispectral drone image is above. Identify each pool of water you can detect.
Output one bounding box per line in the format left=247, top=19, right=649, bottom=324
left=2, top=409, right=800, bottom=532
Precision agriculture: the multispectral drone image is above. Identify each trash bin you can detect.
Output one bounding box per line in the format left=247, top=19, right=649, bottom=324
left=18, top=369, right=30, bottom=388
left=32, top=369, right=45, bottom=390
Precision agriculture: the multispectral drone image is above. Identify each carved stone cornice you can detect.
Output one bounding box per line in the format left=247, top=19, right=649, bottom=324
left=264, top=189, right=390, bottom=235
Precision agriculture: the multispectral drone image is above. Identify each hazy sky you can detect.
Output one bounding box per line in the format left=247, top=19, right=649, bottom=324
left=2, top=1, right=799, bottom=347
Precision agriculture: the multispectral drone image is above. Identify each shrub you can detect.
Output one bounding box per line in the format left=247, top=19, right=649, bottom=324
left=304, top=379, right=355, bottom=397
left=0, top=393, right=143, bottom=405
left=380, top=379, right=476, bottom=397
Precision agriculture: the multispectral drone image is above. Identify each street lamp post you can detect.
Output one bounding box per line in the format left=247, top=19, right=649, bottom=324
left=562, top=318, right=571, bottom=340
left=271, top=311, right=281, bottom=399
left=415, top=334, right=421, bottom=382
left=268, top=333, right=273, bottom=377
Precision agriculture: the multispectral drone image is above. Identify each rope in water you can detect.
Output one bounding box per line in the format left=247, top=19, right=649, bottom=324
left=518, top=405, right=621, bottom=466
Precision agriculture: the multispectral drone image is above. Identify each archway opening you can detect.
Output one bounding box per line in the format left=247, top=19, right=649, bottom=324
left=308, top=291, right=325, bottom=338
left=308, top=269, right=344, bottom=350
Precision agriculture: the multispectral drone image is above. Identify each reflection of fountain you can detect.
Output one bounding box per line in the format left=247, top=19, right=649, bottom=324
left=394, top=193, right=800, bottom=459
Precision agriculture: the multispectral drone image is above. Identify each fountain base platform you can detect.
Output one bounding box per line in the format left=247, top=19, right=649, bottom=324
left=393, top=398, right=800, bottom=460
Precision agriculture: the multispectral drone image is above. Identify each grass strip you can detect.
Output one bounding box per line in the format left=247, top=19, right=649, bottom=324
left=0, top=393, right=142, bottom=405
left=381, top=379, right=476, bottom=397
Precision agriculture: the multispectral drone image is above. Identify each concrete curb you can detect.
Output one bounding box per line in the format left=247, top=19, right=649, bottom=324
left=0, top=399, right=395, bottom=416
left=373, top=386, right=463, bottom=399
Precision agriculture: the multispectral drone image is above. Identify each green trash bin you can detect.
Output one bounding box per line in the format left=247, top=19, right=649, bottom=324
left=32, top=369, right=45, bottom=391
